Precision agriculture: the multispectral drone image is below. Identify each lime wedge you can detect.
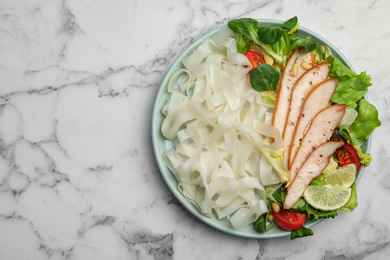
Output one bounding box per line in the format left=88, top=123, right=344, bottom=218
left=303, top=185, right=352, bottom=211
left=324, top=164, right=357, bottom=187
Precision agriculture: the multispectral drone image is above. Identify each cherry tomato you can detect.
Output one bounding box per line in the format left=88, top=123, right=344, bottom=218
left=336, top=143, right=361, bottom=172
left=273, top=209, right=306, bottom=231
left=245, top=50, right=265, bottom=74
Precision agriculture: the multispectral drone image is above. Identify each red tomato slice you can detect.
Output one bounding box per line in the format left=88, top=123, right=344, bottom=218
left=273, top=209, right=306, bottom=231
left=336, top=144, right=361, bottom=172
left=245, top=50, right=265, bottom=74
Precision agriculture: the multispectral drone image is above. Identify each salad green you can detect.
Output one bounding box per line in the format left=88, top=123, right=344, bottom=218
left=250, top=63, right=280, bottom=91
left=228, top=16, right=381, bottom=239
left=228, top=17, right=317, bottom=67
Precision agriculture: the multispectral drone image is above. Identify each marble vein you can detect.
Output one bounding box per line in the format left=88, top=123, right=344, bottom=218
left=0, top=0, right=390, bottom=259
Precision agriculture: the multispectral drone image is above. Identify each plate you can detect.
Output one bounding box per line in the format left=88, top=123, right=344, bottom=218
left=151, top=19, right=371, bottom=238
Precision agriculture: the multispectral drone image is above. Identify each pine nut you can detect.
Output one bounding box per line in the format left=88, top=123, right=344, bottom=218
left=302, top=60, right=312, bottom=70
left=268, top=214, right=274, bottom=222
left=264, top=54, right=274, bottom=65
left=271, top=202, right=280, bottom=213
left=290, top=63, right=299, bottom=77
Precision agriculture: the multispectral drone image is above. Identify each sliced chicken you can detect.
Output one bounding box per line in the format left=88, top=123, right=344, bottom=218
left=282, top=62, right=330, bottom=167
left=272, top=47, right=315, bottom=137
left=288, top=78, right=339, bottom=168
left=284, top=141, right=344, bottom=209
left=289, top=104, right=346, bottom=182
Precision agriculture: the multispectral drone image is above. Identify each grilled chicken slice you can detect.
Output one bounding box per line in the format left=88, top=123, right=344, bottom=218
left=288, top=78, right=339, bottom=168
left=289, top=104, right=346, bottom=182
left=283, top=141, right=344, bottom=209
left=282, top=62, right=330, bottom=167
left=272, top=48, right=315, bottom=137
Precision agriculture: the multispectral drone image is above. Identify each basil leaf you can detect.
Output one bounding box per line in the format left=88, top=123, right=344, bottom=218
left=250, top=64, right=280, bottom=92
left=258, top=26, right=286, bottom=45
left=290, top=226, right=314, bottom=240
left=288, top=38, right=317, bottom=53
left=228, top=18, right=261, bottom=45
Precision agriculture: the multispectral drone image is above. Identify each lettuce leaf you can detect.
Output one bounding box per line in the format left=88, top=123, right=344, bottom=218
left=325, top=55, right=380, bottom=144
left=342, top=183, right=358, bottom=212
left=348, top=99, right=381, bottom=145
left=259, top=146, right=291, bottom=183
left=327, top=55, right=372, bottom=109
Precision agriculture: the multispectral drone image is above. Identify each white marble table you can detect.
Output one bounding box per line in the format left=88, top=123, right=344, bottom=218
left=0, top=0, right=389, bottom=259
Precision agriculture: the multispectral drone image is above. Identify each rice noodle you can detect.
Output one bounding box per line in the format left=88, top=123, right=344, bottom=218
left=161, top=25, right=288, bottom=229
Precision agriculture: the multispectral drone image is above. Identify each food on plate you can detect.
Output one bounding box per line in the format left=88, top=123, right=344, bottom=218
left=161, top=25, right=284, bottom=230
left=160, top=16, right=381, bottom=239
left=272, top=208, right=307, bottom=232
left=282, top=62, right=330, bottom=167
left=289, top=104, right=347, bottom=182
left=336, top=143, right=361, bottom=172
left=272, top=47, right=315, bottom=137
left=288, top=78, right=339, bottom=168
left=284, top=141, right=344, bottom=209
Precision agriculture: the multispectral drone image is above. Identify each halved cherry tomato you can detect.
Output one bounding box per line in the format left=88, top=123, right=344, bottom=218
left=245, top=50, right=265, bottom=74
left=273, top=209, right=306, bottom=231
left=336, top=143, right=361, bottom=172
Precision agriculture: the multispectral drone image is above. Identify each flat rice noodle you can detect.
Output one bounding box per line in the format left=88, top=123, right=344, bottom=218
left=161, top=25, right=287, bottom=229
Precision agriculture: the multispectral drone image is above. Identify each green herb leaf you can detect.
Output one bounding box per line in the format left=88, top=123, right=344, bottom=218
left=288, top=38, right=317, bottom=54
left=228, top=18, right=261, bottom=45
left=258, top=16, right=298, bottom=45
left=271, top=37, right=286, bottom=56
left=258, top=26, right=286, bottom=45
left=237, top=35, right=250, bottom=54
left=290, top=226, right=314, bottom=240
left=250, top=63, right=280, bottom=92
left=272, top=186, right=287, bottom=205
left=280, top=16, right=298, bottom=30
left=253, top=212, right=275, bottom=233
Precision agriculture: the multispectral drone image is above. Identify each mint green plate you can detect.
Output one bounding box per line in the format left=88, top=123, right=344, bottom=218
left=151, top=19, right=370, bottom=238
